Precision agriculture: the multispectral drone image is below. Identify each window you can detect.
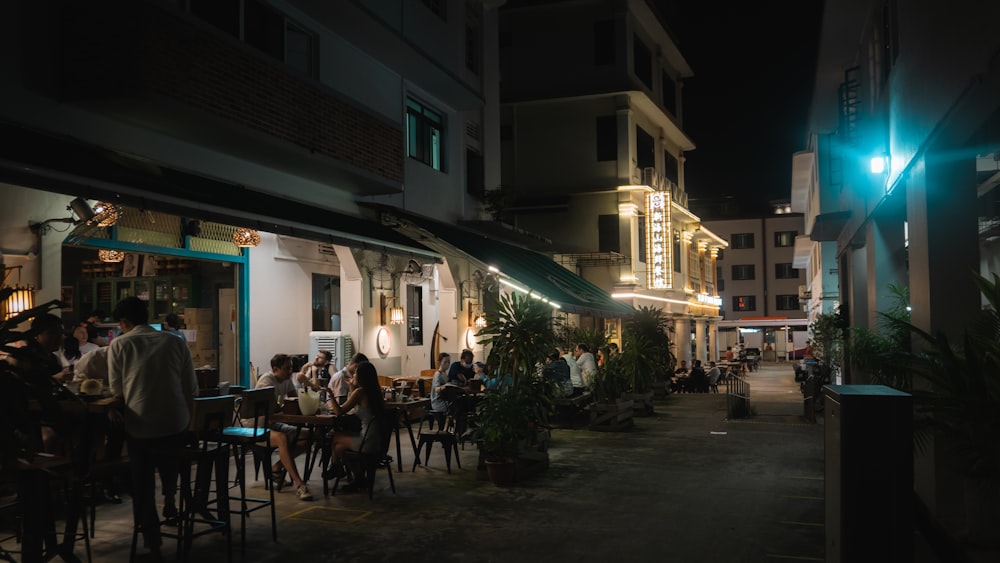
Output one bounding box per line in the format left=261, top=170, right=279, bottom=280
left=673, top=231, right=681, bottom=272
left=598, top=215, right=619, bottom=253
left=637, top=215, right=646, bottom=263
left=466, top=148, right=483, bottom=196
left=715, top=249, right=724, bottom=261
left=731, top=265, right=755, bottom=281
left=730, top=233, right=754, bottom=249
left=732, top=296, right=756, bottom=312
left=662, top=71, right=677, bottom=116
left=776, top=294, right=799, bottom=311
left=593, top=20, right=614, bottom=65
left=774, top=231, right=797, bottom=247
left=189, top=0, right=316, bottom=77
left=407, top=285, right=423, bottom=346
left=421, top=0, right=446, bottom=20
left=311, top=274, right=340, bottom=331
left=596, top=116, right=617, bottom=161
left=407, top=98, right=444, bottom=171
left=633, top=35, right=652, bottom=89
left=775, top=263, right=797, bottom=279
left=635, top=125, right=654, bottom=170
left=663, top=151, right=678, bottom=185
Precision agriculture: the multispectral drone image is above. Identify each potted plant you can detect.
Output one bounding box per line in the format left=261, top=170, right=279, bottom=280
left=475, top=291, right=559, bottom=483
left=587, top=355, right=633, bottom=431
left=882, top=272, right=1000, bottom=547
left=618, top=306, right=674, bottom=411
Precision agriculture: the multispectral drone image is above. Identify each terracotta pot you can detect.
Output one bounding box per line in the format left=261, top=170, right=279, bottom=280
left=485, top=458, right=516, bottom=486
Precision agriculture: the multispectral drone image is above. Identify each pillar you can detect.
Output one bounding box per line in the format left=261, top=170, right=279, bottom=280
left=707, top=320, right=719, bottom=361
left=674, top=316, right=691, bottom=365
left=694, top=318, right=706, bottom=363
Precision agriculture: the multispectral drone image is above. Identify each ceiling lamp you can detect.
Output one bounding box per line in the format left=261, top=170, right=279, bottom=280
left=232, top=227, right=261, bottom=248
left=98, top=249, right=125, bottom=263
left=1, top=266, right=34, bottom=321
left=88, top=201, right=120, bottom=227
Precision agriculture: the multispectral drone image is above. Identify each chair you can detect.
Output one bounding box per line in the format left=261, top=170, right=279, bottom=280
left=330, top=408, right=398, bottom=499
left=221, top=387, right=277, bottom=553
left=416, top=379, right=445, bottom=430
left=412, top=390, right=463, bottom=473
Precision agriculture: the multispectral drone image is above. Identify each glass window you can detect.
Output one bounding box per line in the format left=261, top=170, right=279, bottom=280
left=775, top=263, right=798, bottom=279
left=407, top=98, right=444, bottom=171
left=776, top=294, right=799, bottom=311
left=633, top=35, right=652, bottom=88
left=407, top=285, right=423, bottom=346
left=673, top=231, right=681, bottom=273
left=732, top=296, right=756, bottom=312
left=731, top=264, right=755, bottom=280
left=596, top=116, right=617, bottom=161
left=637, top=215, right=646, bottom=263
left=774, top=231, right=798, bottom=247
left=311, top=274, right=340, bottom=331
left=730, top=233, right=754, bottom=249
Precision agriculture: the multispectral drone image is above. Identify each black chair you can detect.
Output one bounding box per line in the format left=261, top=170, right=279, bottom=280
left=415, top=379, right=445, bottom=430
left=221, top=387, right=277, bottom=553
left=330, top=408, right=398, bottom=499
left=412, top=390, right=464, bottom=473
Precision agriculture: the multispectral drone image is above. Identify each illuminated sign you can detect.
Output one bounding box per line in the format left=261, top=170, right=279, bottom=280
left=645, top=191, right=671, bottom=289
left=697, top=293, right=722, bottom=306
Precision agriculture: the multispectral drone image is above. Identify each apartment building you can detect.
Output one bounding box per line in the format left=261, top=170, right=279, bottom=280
left=794, top=0, right=1000, bottom=551
left=497, top=0, right=727, bottom=363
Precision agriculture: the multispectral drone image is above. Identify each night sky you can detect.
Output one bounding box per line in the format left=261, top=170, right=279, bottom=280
left=661, top=1, right=824, bottom=215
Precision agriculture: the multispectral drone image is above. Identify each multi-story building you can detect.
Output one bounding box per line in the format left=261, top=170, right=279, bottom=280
left=2, top=0, right=633, bottom=384
left=795, top=0, right=1000, bottom=548
left=497, top=0, right=727, bottom=363
left=701, top=207, right=807, bottom=357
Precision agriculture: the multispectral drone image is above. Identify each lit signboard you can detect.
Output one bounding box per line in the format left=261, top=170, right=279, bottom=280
left=697, top=293, right=722, bottom=306
left=646, top=191, right=671, bottom=289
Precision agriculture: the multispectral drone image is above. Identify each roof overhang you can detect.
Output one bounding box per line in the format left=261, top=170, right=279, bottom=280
left=810, top=211, right=851, bottom=242
left=790, top=151, right=815, bottom=214
left=793, top=235, right=813, bottom=269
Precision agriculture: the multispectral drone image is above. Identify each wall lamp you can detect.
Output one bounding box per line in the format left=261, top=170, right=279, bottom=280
left=380, top=294, right=404, bottom=326
left=2, top=265, right=34, bottom=320
left=31, top=197, right=119, bottom=235
left=870, top=154, right=889, bottom=175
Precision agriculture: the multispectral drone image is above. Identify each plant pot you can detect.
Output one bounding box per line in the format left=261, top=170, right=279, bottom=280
left=485, top=458, right=516, bottom=486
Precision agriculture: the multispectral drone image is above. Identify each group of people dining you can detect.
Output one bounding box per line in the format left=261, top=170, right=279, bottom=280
left=670, top=359, right=732, bottom=393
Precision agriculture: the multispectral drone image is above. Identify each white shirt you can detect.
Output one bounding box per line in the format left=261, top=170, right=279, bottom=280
left=109, top=325, right=197, bottom=439
left=576, top=352, right=597, bottom=386
left=563, top=353, right=583, bottom=387
left=74, top=346, right=109, bottom=382
left=328, top=366, right=352, bottom=399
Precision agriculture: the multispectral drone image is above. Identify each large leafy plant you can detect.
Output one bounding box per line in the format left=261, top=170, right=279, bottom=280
left=478, top=292, right=557, bottom=389
left=846, top=283, right=911, bottom=388
left=618, top=305, right=674, bottom=392
left=883, top=272, right=1000, bottom=482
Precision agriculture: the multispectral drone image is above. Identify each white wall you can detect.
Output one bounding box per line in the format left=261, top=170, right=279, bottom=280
left=0, top=185, right=71, bottom=311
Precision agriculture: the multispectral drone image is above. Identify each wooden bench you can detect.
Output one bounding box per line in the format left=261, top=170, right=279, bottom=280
left=551, top=392, right=594, bottom=429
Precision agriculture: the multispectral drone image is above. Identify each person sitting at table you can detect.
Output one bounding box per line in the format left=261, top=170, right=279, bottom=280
left=688, top=360, right=708, bottom=393
left=327, top=352, right=369, bottom=406
left=430, top=352, right=452, bottom=414
left=447, top=349, right=475, bottom=385
left=545, top=351, right=573, bottom=397
left=253, top=353, right=313, bottom=501
left=706, top=361, right=722, bottom=391
left=670, top=360, right=689, bottom=393
left=322, top=361, right=385, bottom=492
left=557, top=346, right=582, bottom=395
left=162, top=313, right=186, bottom=343
left=298, top=349, right=333, bottom=392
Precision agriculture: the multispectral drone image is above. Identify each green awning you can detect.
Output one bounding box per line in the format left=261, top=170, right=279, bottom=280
left=378, top=207, right=635, bottom=318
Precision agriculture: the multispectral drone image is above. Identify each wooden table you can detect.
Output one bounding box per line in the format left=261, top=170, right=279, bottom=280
left=385, top=398, right=430, bottom=471
left=271, top=413, right=337, bottom=482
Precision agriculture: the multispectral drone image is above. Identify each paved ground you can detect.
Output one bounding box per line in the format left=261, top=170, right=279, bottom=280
left=3, top=362, right=991, bottom=562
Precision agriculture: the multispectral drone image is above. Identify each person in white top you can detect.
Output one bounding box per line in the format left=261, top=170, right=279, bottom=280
left=574, top=343, right=598, bottom=392
left=327, top=352, right=368, bottom=406
left=558, top=346, right=582, bottom=389
left=108, top=297, right=197, bottom=557
left=297, top=349, right=333, bottom=392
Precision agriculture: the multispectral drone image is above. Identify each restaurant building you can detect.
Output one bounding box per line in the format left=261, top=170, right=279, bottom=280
left=496, top=0, right=727, bottom=363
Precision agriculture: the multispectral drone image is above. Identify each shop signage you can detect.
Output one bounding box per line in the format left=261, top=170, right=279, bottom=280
left=646, top=191, right=671, bottom=289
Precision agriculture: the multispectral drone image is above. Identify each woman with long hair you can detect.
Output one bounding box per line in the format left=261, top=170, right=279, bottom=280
left=323, top=361, right=385, bottom=491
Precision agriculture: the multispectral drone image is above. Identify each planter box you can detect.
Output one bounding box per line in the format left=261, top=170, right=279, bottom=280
left=588, top=399, right=634, bottom=432
left=623, top=390, right=655, bottom=416
left=475, top=448, right=550, bottom=483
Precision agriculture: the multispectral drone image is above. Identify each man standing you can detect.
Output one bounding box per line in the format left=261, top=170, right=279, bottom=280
left=297, top=349, right=333, bottom=392
left=108, top=297, right=197, bottom=557
left=574, top=343, right=597, bottom=393
left=328, top=352, right=368, bottom=406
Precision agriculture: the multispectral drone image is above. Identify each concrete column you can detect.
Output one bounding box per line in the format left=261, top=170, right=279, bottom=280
left=707, top=320, right=718, bottom=361
left=673, top=316, right=691, bottom=365
left=694, top=318, right=706, bottom=363
left=866, top=209, right=907, bottom=328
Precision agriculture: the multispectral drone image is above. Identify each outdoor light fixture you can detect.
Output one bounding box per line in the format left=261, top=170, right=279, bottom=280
left=380, top=294, right=404, bottom=325
left=1, top=266, right=34, bottom=320
left=98, top=249, right=125, bottom=263
left=870, top=154, right=889, bottom=174
left=232, top=227, right=261, bottom=248
left=88, top=201, right=119, bottom=227
left=475, top=313, right=487, bottom=329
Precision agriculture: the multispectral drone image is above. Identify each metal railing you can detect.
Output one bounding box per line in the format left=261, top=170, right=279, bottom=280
left=725, top=373, right=751, bottom=419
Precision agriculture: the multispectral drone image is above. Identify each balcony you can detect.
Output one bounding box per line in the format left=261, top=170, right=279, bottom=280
left=33, top=1, right=403, bottom=195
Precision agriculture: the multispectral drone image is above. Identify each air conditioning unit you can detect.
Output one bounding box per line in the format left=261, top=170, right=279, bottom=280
left=308, top=331, right=354, bottom=370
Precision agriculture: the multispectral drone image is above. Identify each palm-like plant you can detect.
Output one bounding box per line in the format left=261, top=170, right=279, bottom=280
left=619, top=305, right=674, bottom=392
left=478, top=292, right=557, bottom=389
left=882, top=272, right=1000, bottom=482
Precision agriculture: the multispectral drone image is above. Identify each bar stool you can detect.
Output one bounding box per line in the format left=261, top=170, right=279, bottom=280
left=129, top=395, right=234, bottom=562
left=221, top=387, right=277, bottom=553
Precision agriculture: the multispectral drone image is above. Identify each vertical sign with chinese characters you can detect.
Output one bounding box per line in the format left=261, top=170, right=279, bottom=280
left=646, top=191, right=671, bottom=289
